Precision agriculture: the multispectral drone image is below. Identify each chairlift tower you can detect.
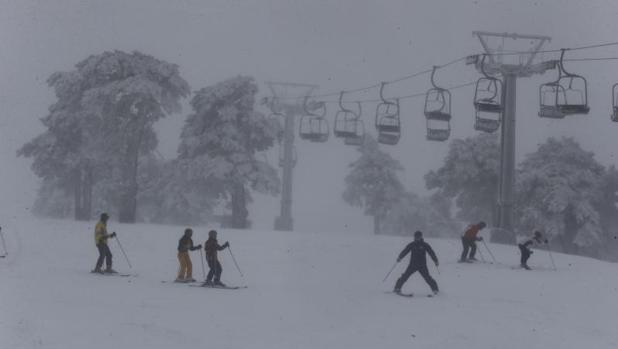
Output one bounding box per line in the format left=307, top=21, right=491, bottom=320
left=469, top=32, right=553, bottom=242
left=266, top=82, right=318, bottom=231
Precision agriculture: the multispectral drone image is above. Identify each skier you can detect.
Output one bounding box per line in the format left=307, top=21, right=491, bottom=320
left=204, top=230, right=229, bottom=287
left=93, top=213, right=117, bottom=274
left=459, top=221, right=486, bottom=262
left=393, top=231, right=439, bottom=295
left=518, top=231, right=548, bottom=270
left=176, top=228, right=202, bottom=282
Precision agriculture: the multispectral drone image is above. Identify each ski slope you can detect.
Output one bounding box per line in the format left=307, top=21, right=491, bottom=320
left=1, top=218, right=617, bottom=349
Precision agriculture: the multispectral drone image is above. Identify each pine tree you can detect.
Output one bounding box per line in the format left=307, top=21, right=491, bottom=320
left=516, top=137, right=605, bottom=253
left=343, top=136, right=404, bottom=234
left=177, top=76, right=281, bottom=229
left=424, top=133, right=500, bottom=235
left=19, top=50, right=190, bottom=222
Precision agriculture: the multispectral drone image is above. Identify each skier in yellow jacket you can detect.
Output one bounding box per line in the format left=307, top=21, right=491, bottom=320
left=93, top=213, right=116, bottom=274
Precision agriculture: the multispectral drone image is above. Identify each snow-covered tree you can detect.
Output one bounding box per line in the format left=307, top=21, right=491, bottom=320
left=515, top=137, right=605, bottom=254
left=380, top=191, right=459, bottom=237
left=137, top=157, right=219, bottom=225
left=177, top=76, right=281, bottom=229
left=425, top=133, right=500, bottom=228
left=19, top=50, right=190, bottom=222
left=343, top=136, right=404, bottom=234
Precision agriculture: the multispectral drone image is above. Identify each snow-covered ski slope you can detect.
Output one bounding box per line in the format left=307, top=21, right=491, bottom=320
left=1, top=218, right=617, bottom=349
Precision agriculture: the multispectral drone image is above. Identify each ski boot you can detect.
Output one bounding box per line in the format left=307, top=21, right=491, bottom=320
left=202, top=280, right=213, bottom=287
left=213, top=280, right=227, bottom=287
left=91, top=268, right=104, bottom=274
left=104, top=267, right=118, bottom=274
left=393, top=287, right=401, bottom=294
left=521, top=264, right=531, bottom=270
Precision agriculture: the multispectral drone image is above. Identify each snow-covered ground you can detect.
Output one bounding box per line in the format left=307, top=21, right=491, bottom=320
left=1, top=217, right=617, bottom=349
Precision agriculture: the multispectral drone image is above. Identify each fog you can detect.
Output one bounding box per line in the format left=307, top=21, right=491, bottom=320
left=2, top=0, right=618, bottom=233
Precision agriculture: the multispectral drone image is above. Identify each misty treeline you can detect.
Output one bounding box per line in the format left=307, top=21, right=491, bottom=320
left=343, top=133, right=618, bottom=261
left=19, top=50, right=280, bottom=228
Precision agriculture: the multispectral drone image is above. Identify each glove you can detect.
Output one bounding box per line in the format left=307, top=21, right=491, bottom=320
left=397, top=257, right=402, bottom=263
left=195, top=244, right=202, bottom=249
left=544, top=239, right=549, bottom=244
left=110, top=232, right=116, bottom=238
left=223, top=241, right=230, bottom=248
left=434, top=260, right=439, bottom=267
left=478, top=236, right=483, bottom=241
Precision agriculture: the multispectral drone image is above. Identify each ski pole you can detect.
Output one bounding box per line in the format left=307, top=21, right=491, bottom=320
left=477, top=244, right=487, bottom=263
left=546, top=243, right=557, bottom=271
left=113, top=233, right=132, bottom=269
left=199, top=248, right=206, bottom=279
left=227, top=245, right=244, bottom=278
left=382, top=260, right=399, bottom=282
left=482, top=239, right=498, bottom=264
left=0, top=227, right=7, bottom=256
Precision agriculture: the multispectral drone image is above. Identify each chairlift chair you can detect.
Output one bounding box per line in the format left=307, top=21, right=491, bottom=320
left=539, top=82, right=566, bottom=119
left=473, top=55, right=504, bottom=114
left=424, top=88, right=451, bottom=121
left=612, top=83, right=618, bottom=122
left=334, top=92, right=364, bottom=145
left=539, top=49, right=590, bottom=118
left=375, top=83, right=402, bottom=145
left=472, top=55, right=503, bottom=133
left=426, top=119, right=450, bottom=142
left=298, top=97, right=329, bottom=143
left=424, top=66, right=452, bottom=140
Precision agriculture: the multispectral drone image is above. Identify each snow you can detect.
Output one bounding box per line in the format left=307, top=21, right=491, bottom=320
left=1, top=217, right=617, bottom=349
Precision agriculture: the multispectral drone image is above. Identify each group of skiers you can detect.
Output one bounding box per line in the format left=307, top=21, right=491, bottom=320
left=176, top=228, right=229, bottom=286
left=91, top=212, right=550, bottom=294
left=92, top=213, right=231, bottom=286
left=391, top=221, right=550, bottom=296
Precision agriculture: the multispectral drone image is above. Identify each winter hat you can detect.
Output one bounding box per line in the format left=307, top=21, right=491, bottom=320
left=208, top=230, right=217, bottom=238
left=478, top=221, right=487, bottom=229
left=414, top=231, right=423, bottom=239
left=100, top=213, right=109, bottom=221
left=184, top=228, right=193, bottom=235
left=534, top=231, right=542, bottom=238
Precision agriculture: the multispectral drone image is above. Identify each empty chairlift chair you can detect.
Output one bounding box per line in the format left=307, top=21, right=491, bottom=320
left=473, top=55, right=503, bottom=133
left=424, top=66, right=452, bottom=142
left=334, top=91, right=365, bottom=146
left=375, top=82, right=401, bottom=145
left=299, top=96, right=329, bottom=143
left=613, top=84, right=618, bottom=122
left=539, top=49, right=590, bottom=119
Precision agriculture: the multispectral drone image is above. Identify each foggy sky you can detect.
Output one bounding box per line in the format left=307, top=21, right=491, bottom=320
left=1, top=0, right=618, bottom=234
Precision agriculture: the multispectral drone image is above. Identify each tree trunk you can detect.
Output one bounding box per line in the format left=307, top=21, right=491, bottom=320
left=73, top=168, right=83, bottom=220
left=373, top=214, right=381, bottom=235
left=562, top=207, right=579, bottom=254
left=118, top=119, right=145, bottom=224
left=73, top=163, right=94, bottom=221
left=230, top=183, right=248, bottom=229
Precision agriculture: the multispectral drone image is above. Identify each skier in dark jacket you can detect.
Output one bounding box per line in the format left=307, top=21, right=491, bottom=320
left=176, top=228, right=202, bottom=282
left=203, top=230, right=229, bottom=287
left=459, top=221, right=486, bottom=262
left=518, top=231, right=548, bottom=270
left=393, top=231, right=439, bottom=295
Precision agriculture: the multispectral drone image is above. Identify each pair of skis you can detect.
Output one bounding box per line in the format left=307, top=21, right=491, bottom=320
left=387, top=291, right=435, bottom=298
left=162, top=279, right=247, bottom=290
left=91, top=270, right=134, bottom=277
